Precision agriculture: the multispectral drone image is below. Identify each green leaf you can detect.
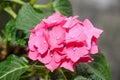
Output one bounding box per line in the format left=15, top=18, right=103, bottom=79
left=74, top=53, right=112, bottom=80
left=5, top=20, right=26, bottom=46
left=5, top=4, right=51, bottom=46
left=53, top=0, right=73, bottom=16
left=15, top=3, right=50, bottom=31
left=75, top=76, right=88, bottom=80
left=0, top=55, right=29, bottom=80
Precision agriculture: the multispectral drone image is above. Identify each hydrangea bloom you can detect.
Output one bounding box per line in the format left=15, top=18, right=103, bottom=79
left=28, top=12, right=103, bottom=72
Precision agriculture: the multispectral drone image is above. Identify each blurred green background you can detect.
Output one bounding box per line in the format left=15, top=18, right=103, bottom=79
left=0, top=0, right=120, bottom=80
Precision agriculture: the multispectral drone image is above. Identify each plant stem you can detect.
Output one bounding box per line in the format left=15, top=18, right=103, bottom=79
left=33, top=0, right=53, bottom=10
left=21, top=71, right=35, bottom=78
left=33, top=4, right=48, bottom=9
left=10, top=0, right=53, bottom=10
left=30, top=0, right=36, bottom=6
left=45, top=71, right=49, bottom=80
left=58, top=68, right=67, bottom=80
left=4, top=6, right=16, bottom=19
left=11, top=0, right=26, bottom=5
left=34, top=65, right=46, bottom=68
left=1, top=38, right=8, bottom=59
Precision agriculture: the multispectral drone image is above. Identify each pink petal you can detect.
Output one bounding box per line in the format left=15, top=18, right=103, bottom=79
left=90, top=45, right=98, bottom=54
left=54, top=53, right=61, bottom=62
left=60, top=60, right=74, bottom=72
left=34, top=21, right=46, bottom=30
left=34, top=36, right=48, bottom=54
left=28, top=28, right=48, bottom=52
left=63, top=16, right=79, bottom=29
left=78, top=55, right=93, bottom=63
left=83, top=19, right=103, bottom=50
left=83, top=19, right=103, bottom=39
left=45, top=57, right=60, bottom=72
left=66, top=24, right=87, bottom=43
left=28, top=33, right=36, bottom=51
left=93, top=27, right=103, bottom=38
left=43, top=12, right=66, bottom=27
left=65, top=46, right=88, bottom=62
left=48, top=25, right=65, bottom=50
left=37, top=51, right=52, bottom=64
left=28, top=51, right=38, bottom=60
left=54, top=51, right=65, bottom=63
left=83, top=19, right=94, bottom=29
left=90, top=40, right=98, bottom=54
left=30, top=28, right=48, bottom=54
left=83, top=19, right=94, bottom=49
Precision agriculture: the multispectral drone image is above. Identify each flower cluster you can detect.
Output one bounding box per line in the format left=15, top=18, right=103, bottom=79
left=28, top=12, right=103, bottom=72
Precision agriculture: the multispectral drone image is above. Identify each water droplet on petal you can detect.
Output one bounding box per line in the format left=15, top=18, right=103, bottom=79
left=50, top=54, right=53, bottom=57
left=71, top=36, right=74, bottom=39
left=73, top=48, right=76, bottom=51
left=56, top=37, right=60, bottom=40
left=43, top=41, right=46, bottom=44
left=52, top=20, right=56, bottom=23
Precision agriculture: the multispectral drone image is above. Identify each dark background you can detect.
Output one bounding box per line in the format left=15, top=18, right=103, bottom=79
left=0, top=0, right=120, bottom=80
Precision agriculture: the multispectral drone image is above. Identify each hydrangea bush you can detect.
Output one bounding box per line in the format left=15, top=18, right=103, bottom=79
left=0, top=0, right=111, bottom=80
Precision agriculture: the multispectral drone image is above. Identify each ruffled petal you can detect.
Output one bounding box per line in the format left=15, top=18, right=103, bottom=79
left=78, top=55, right=93, bottom=62
left=60, top=60, right=74, bottom=72
left=48, top=25, right=65, bottom=50
left=93, top=27, right=103, bottom=38
left=28, top=51, right=38, bottom=60
left=37, top=51, right=52, bottom=64
left=63, top=16, right=79, bottom=29
left=65, top=46, right=88, bottom=62
left=28, top=33, right=36, bottom=51
left=66, top=24, right=87, bottom=43
left=43, top=12, right=66, bottom=27
left=45, top=57, right=60, bottom=72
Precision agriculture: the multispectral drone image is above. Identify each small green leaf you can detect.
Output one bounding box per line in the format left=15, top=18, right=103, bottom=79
left=74, top=53, right=112, bottom=80
left=53, top=0, right=73, bottom=16
left=15, top=3, right=51, bottom=31
left=0, top=55, right=29, bottom=80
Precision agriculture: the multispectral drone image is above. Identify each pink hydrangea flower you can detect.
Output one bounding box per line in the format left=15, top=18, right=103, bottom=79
left=28, top=12, right=103, bottom=72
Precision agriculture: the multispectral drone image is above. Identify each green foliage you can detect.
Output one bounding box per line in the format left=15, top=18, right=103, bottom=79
left=15, top=3, right=51, bottom=31
left=0, top=55, right=29, bottom=80
left=5, top=4, right=51, bottom=46
left=53, top=0, right=73, bottom=16
left=5, top=20, right=26, bottom=46
left=74, top=53, right=112, bottom=80
left=0, top=0, right=10, bottom=8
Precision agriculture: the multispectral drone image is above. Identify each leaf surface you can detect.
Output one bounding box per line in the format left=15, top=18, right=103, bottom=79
left=0, top=55, right=29, bottom=80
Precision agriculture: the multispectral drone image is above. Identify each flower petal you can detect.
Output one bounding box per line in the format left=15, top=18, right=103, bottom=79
left=37, top=51, right=52, bottom=64
left=66, top=24, right=87, bottom=43
left=60, top=60, right=74, bottom=72
left=34, top=36, right=48, bottom=54
left=45, top=57, right=60, bottom=72
left=43, top=12, right=66, bottom=27
left=48, top=25, right=65, bottom=50
left=65, top=46, right=88, bottom=62
left=78, top=55, right=93, bottom=62
left=28, top=33, right=36, bottom=51
left=93, top=27, right=103, bottom=38
left=63, top=16, right=79, bottom=29
left=28, top=51, right=38, bottom=60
